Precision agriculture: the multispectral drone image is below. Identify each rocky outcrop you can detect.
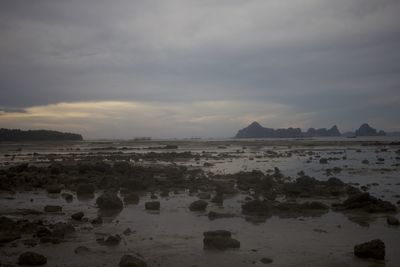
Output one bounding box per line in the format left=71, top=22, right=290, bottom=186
left=203, top=230, right=240, bottom=250
left=235, top=122, right=341, bottom=138
left=355, top=123, right=386, bottom=136
left=305, top=125, right=341, bottom=137
left=354, top=239, right=385, bottom=260
left=235, top=122, right=302, bottom=138
left=96, top=193, right=123, bottom=210
left=18, top=252, right=47, bottom=265
left=119, top=254, right=147, bottom=267
left=333, top=193, right=396, bottom=213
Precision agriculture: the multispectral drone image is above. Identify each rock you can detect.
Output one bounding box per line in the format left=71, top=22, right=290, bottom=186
left=46, top=184, right=62, bottom=194
left=145, top=201, right=160, bottom=211
left=334, top=193, right=397, bottom=213
left=74, top=246, right=90, bottom=254
left=354, top=239, right=385, bottom=260
left=211, top=194, right=224, bottom=204
left=71, top=212, right=84, bottom=221
left=203, top=230, right=240, bottom=250
left=61, top=193, right=73, bottom=202
left=104, top=235, right=121, bottom=246
left=91, top=216, right=103, bottom=225
left=0, top=216, right=17, bottom=230
left=207, top=211, right=235, bottom=220
left=52, top=222, right=75, bottom=237
left=96, top=192, right=123, bottom=210
left=242, top=200, right=270, bottom=215
left=260, top=258, right=273, bottom=264
left=189, top=200, right=208, bottom=211
left=36, top=227, right=51, bottom=238
left=319, top=158, right=328, bottom=164
left=44, top=205, right=62, bottom=212
left=18, top=252, right=47, bottom=265
left=387, top=216, right=399, bottom=225
left=124, top=193, right=139, bottom=204
left=198, top=192, right=211, bottom=200
left=119, top=254, right=147, bottom=267
left=0, top=231, right=21, bottom=243
left=123, top=228, right=132, bottom=236
left=76, top=183, right=96, bottom=195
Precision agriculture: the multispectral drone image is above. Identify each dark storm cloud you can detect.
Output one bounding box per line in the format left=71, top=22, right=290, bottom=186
left=0, top=0, right=399, bottom=136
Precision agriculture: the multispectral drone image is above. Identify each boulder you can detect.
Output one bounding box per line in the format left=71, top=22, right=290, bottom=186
left=124, top=193, right=140, bottom=204
left=44, top=205, right=62, bottom=212
left=96, top=193, right=123, bottom=210
left=145, top=201, right=160, bottom=211
left=46, top=184, right=62, bottom=194
left=242, top=200, right=270, bottom=215
left=52, top=222, right=75, bottom=237
left=203, top=230, right=240, bottom=250
left=334, top=193, right=396, bottom=213
left=189, top=200, right=208, bottom=211
left=0, top=231, right=21, bottom=243
left=354, top=239, right=385, bottom=260
left=76, top=183, right=95, bottom=195
left=387, top=216, right=399, bottom=225
left=119, top=254, right=147, bottom=267
left=71, top=212, right=84, bottom=221
left=18, top=252, right=47, bottom=265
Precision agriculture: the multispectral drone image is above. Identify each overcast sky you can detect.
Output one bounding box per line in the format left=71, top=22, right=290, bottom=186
left=0, top=0, right=399, bottom=139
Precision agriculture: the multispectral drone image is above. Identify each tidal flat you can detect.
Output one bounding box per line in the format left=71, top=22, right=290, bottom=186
left=0, top=138, right=399, bottom=267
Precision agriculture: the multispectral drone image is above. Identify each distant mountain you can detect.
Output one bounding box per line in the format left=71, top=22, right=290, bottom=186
left=355, top=123, right=386, bottom=137
left=235, top=122, right=340, bottom=138
left=0, top=128, right=83, bottom=141
left=305, top=125, right=341, bottom=137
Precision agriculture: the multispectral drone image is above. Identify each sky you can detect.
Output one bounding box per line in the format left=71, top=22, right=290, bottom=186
left=0, top=0, right=399, bottom=139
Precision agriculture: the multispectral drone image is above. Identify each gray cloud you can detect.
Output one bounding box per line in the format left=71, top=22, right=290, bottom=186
left=0, top=0, right=399, bottom=137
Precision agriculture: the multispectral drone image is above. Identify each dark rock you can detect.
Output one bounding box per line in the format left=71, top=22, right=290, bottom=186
left=0, top=231, right=21, bottom=243
left=242, top=200, right=270, bottom=215
left=119, top=254, right=147, bottom=267
left=74, top=246, right=90, bottom=254
left=354, top=239, right=385, bottom=260
left=198, top=192, right=211, bottom=199
left=91, top=216, right=103, bottom=225
left=203, top=230, right=240, bottom=250
left=96, top=192, right=123, bottom=210
left=0, top=216, right=17, bottom=231
left=334, top=193, right=397, bottom=213
left=387, top=216, right=399, bottom=225
left=36, top=227, right=51, bottom=238
left=44, top=205, right=62, bottom=212
left=104, top=235, right=121, bottom=246
left=61, top=193, right=73, bottom=202
left=123, top=228, right=132, bottom=236
left=124, top=193, right=139, bottom=204
left=76, top=183, right=95, bottom=195
left=189, top=200, right=208, bottom=211
left=18, top=252, right=47, bottom=265
left=71, top=212, right=84, bottom=221
left=260, top=258, right=273, bottom=264
left=211, top=194, right=224, bottom=204
left=46, top=184, right=62, bottom=194
left=52, top=222, right=75, bottom=237
left=208, top=211, right=234, bottom=220
left=145, top=201, right=160, bottom=211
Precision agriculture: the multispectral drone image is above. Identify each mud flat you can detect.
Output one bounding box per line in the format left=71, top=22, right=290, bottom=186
left=0, top=138, right=399, bottom=266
